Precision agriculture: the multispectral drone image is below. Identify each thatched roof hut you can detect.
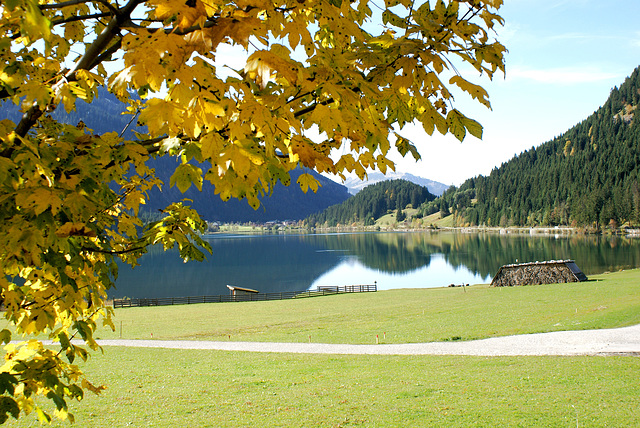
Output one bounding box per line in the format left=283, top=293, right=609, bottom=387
left=491, top=260, right=588, bottom=287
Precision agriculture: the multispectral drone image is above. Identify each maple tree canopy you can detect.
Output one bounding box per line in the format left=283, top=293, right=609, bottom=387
left=0, top=0, right=505, bottom=423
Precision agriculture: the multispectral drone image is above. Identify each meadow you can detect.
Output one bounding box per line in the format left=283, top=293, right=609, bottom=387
left=9, top=269, right=640, bottom=427
left=101, top=269, right=640, bottom=344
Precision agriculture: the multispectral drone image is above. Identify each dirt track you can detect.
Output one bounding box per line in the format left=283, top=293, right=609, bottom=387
left=95, top=324, right=640, bottom=356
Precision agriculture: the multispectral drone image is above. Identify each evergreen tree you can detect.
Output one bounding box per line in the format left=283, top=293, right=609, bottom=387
left=396, top=207, right=406, bottom=222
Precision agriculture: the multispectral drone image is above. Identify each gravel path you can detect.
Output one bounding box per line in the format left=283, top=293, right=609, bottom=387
left=96, top=324, right=640, bottom=356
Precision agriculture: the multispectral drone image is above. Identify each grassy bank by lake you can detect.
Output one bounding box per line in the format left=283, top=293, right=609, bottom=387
left=100, top=269, right=640, bottom=344
left=9, top=269, right=640, bottom=426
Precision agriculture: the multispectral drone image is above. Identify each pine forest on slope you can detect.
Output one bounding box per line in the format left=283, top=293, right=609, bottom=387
left=425, top=66, right=640, bottom=229
left=306, top=179, right=436, bottom=227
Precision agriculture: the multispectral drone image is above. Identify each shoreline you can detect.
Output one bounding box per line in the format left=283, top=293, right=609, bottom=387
left=210, top=224, right=640, bottom=237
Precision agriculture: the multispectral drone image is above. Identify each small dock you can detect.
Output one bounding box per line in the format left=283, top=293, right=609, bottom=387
left=112, top=283, right=377, bottom=308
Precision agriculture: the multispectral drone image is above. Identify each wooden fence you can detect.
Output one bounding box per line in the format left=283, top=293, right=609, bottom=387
left=112, top=284, right=377, bottom=308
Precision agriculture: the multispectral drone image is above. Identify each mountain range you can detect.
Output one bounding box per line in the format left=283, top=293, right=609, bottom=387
left=0, top=89, right=352, bottom=222
left=143, top=157, right=351, bottom=222
left=343, top=172, right=449, bottom=196
left=1, top=88, right=452, bottom=222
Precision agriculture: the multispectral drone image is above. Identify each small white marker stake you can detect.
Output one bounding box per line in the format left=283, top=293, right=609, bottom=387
left=376, top=334, right=379, bottom=344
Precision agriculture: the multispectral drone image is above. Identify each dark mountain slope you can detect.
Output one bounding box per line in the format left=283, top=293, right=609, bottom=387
left=143, top=157, right=350, bottom=222
left=1, top=89, right=350, bottom=222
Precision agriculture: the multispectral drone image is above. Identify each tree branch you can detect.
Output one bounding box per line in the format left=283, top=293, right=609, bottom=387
left=123, top=16, right=221, bottom=36
left=86, top=38, right=122, bottom=70
left=14, top=0, right=144, bottom=138
left=0, top=88, right=12, bottom=101
left=80, top=244, right=147, bottom=255
left=39, top=0, right=96, bottom=10
left=51, top=12, right=112, bottom=26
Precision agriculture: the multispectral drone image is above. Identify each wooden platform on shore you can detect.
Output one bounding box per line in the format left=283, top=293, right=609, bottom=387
left=113, top=284, right=377, bottom=308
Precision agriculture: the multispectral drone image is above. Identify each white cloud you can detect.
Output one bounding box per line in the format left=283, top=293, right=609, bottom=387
left=546, top=32, right=596, bottom=42
left=509, top=66, right=621, bottom=84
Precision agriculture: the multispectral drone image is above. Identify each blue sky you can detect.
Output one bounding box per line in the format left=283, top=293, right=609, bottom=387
left=392, top=0, right=640, bottom=186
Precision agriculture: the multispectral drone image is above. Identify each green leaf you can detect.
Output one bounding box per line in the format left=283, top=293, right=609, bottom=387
left=381, top=10, right=407, bottom=28
left=420, top=105, right=447, bottom=136
left=0, top=329, right=11, bottom=345
left=446, top=109, right=466, bottom=142
left=462, top=116, right=483, bottom=140
left=24, top=0, right=52, bottom=41
left=0, top=373, right=18, bottom=395
left=46, top=391, right=67, bottom=411
left=36, top=407, right=51, bottom=424
left=0, top=397, right=19, bottom=424
left=66, top=347, right=75, bottom=364
left=395, top=134, right=421, bottom=161
left=170, top=164, right=203, bottom=193
left=58, top=332, right=71, bottom=349
left=73, top=320, right=92, bottom=342
left=4, top=0, right=21, bottom=11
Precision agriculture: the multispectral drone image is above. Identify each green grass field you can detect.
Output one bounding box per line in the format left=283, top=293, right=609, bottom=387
left=8, top=269, right=640, bottom=427
left=16, top=349, right=639, bottom=427
left=100, top=270, right=640, bottom=344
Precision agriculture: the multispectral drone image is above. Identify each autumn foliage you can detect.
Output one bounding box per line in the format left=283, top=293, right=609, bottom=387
left=0, top=0, right=505, bottom=422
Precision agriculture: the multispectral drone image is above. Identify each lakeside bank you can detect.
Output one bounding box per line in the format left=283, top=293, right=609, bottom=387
left=212, top=222, right=640, bottom=237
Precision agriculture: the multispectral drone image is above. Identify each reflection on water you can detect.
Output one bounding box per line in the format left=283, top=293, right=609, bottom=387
left=311, top=254, right=488, bottom=290
left=112, top=231, right=640, bottom=298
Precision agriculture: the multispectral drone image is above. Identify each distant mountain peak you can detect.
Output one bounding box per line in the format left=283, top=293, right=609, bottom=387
left=343, top=171, right=450, bottom=196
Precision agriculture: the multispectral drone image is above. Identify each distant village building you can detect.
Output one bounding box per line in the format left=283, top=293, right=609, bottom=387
left=491, top=260, right=588, bottom=287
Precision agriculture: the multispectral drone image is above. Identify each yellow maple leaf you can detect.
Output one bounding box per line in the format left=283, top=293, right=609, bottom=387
left=290, top=136, right=330, bottom=169
left=297, top=173, right=320, bottom=193
left=81, top=379, right=107, bottom=395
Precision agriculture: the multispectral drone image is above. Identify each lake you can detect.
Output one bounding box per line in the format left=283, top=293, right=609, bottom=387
left=111, top=231, right=640, bottom=299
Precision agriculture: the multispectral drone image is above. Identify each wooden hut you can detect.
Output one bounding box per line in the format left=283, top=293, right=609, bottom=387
left=227, top=285, right=259, bottom=296
left=491, top=260, right=588, bottom=287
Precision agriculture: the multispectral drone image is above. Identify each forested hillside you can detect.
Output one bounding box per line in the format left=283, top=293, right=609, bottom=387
left=307, top=179, right=435, bottom=226
left=0, top=90, right=350, bottom=222
left=432, top=66, right=640, bottom=228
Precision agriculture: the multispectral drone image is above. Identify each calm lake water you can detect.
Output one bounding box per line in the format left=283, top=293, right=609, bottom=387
left=111, top=231, right=640, bottom=299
